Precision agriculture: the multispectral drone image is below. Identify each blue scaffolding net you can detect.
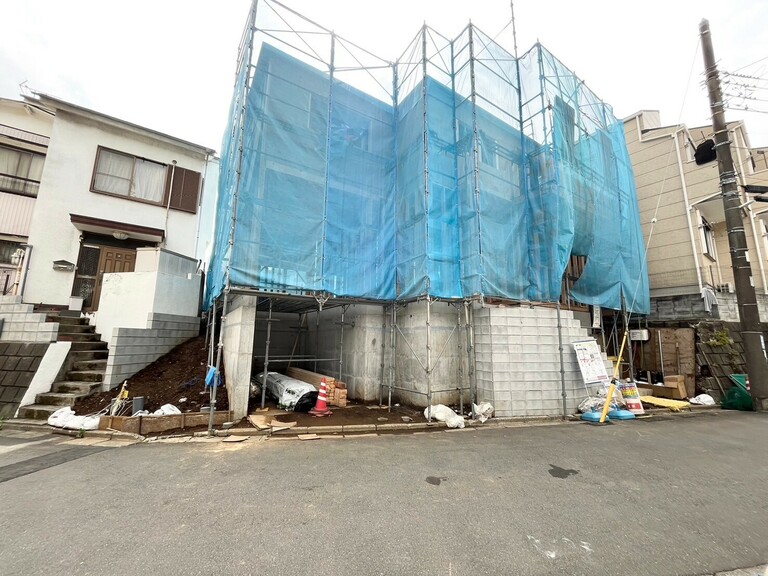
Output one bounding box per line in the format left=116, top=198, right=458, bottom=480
left=207, top=1, right=649, bottom=314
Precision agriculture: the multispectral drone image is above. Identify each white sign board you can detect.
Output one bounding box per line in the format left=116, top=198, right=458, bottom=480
left=572, top=340, right=611, bottom=385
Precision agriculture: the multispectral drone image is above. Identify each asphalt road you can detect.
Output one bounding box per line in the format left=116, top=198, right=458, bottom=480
left=0, top=412, right=766, bottom=576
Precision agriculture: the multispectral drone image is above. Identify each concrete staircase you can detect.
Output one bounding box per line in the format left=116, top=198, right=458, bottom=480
left=18, top=314, right=108, bottom=420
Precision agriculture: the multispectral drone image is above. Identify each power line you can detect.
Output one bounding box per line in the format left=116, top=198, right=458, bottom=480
left=731, top=55, right=768, bottom=73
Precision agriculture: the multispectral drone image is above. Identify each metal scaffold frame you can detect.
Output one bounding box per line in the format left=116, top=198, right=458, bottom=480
left=206, top=0, right=648, bottom=425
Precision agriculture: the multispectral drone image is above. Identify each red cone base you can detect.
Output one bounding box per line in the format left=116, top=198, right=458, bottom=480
left=309, top=378, right=332, bottom=417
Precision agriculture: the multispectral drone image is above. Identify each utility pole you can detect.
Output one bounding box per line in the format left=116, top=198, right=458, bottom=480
left=700, top=18, right=768, bottom=410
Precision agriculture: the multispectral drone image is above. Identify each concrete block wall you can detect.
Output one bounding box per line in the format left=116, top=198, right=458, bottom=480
left=715, top=293, right=768, bottom=323
left=103, top=312, right=200, bottom=390
left=648, top=292, right=768, bottom=323
left=0, top=295, right=58, bottom=343
left=474, top=305, right=612, bottom=418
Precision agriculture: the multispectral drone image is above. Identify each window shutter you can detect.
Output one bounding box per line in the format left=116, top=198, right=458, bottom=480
left=167, top=167, right=201, bottom=213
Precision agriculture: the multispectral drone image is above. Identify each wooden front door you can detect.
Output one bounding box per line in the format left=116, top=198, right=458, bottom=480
left=91, top=247, right=135, bottom=311
left=73, top=244, right=136, bottom=312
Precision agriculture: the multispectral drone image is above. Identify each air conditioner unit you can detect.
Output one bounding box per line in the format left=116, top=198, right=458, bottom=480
left=715, top=282, right=734, bottom=293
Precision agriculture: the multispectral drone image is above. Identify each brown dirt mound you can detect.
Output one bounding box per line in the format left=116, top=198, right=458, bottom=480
left=74, top=336, right=228, bottom=415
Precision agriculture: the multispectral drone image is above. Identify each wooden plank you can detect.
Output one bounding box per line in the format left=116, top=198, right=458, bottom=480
left=285, top=367, right=336, bottom=389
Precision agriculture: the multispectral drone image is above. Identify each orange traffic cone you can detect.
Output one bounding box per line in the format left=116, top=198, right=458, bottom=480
left=309, top=378, right=332, bottom=417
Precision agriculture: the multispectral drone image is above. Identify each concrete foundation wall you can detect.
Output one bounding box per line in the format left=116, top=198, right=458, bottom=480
left=305, top=302, right=467, bottom=407
left=221, top=295, right=257, bottom=420
left=305, top=304, right=388, bottom=403
left=474, top=305, right=611, bottom=418
left=220, top=299, right=610, bottom=419
left=103, top=313, right=199, bottom=390
left=0, top=295, right=58, bottom=343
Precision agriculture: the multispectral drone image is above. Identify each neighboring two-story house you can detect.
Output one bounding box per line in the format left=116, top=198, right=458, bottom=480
left=20, top=93, right=215, bottom=314
left=0, top=93, right=217, bottom=419
left=0, top=98, right=53, bottom=296
left=623, top=110, right=768, bottom=322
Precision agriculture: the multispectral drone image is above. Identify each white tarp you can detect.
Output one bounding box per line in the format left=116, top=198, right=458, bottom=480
left=265, top=372, right=317, bottom=411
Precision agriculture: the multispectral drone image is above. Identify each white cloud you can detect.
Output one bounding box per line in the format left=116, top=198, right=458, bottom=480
left=2, top=0, right=766, bottom=148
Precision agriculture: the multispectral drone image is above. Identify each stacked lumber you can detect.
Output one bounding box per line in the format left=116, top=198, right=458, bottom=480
left=286, top=367, right=334, bottom=389
left=326, top=380, right=347, bottom=407
left=285, top=367, right=348, bottom=407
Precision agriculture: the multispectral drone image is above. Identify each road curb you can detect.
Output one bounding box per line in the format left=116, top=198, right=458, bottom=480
left=4, top=404, right=728, bottom=443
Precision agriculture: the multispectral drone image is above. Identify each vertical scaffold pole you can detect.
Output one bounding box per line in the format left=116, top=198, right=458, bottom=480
left=421, top=26, right=431, bottom=298
left=556, top=302, right=567, bottom=418
left=456, top=305, right=464, bottom=416
left=260, top=299, right=273, bottom=409
left=207, top=297, right=217, bottom=369
left=464, top=301, right=477, bottom=412
left=388, top=303, right=397, bottom=411
left=621, top=292, right=634, bottom=382
left=338, top=305, right=348, bottom=381
left=379, top=306, right=387, bottom=406
left=320, top=33, right=336, bottom=293
left=314, top=309, right=320, bottom=373
left=208, top=290, right=229, bottom=435
left=468, top=25, right=483, bottom=277
left=426, top=296, right=433, bottom=421
left=209, top=0, right=257, bottom=436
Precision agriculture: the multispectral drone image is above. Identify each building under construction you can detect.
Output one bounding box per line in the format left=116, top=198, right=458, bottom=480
left=207, top=1, right=649, bottom=420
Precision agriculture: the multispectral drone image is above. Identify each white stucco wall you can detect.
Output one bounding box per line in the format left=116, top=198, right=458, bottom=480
left=0, top=99, right=53, bottom=138
left=22, top=108, right=209, bottom=306
left=95, top=248, right=201, bottom=345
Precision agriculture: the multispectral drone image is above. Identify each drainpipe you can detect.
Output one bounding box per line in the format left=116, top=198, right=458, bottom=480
left=14, top=244, right=32, bottom=301
left=162, top=160, right=177, bottom=248
left=673, top=129, right=704, bottom=292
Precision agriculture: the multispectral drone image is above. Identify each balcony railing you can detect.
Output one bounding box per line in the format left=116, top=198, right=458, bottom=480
left=0, top=173, right=39, bottom=197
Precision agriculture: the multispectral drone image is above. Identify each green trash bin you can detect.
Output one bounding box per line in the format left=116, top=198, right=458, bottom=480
left=722, top=374, right=753, bottom=411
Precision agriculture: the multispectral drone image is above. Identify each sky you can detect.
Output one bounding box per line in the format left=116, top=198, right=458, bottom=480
left=2, top=0, right=767, bottom=152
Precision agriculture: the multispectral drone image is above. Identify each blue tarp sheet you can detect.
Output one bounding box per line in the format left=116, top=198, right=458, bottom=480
left=208, top=28, right=649, bottom=314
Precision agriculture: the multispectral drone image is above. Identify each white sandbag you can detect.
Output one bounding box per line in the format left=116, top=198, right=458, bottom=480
left=424, top=404, right=465, bottom=428
left=472, top=402, right=494, bottom=423
left=690, top=393, right=716, bottom=406
left=62, top=414, right=100, bottom=431
left=153, top=404, right=182, bottom=416
left=47, top=406, right=75, bottom=428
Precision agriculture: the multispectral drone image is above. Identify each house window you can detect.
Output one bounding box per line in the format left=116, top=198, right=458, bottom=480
left=0, top=240, right=21, bottom=265
left=92, top=148, right=166, bottom=204
left=91, top=147, right=201, bottom=213
left=0, top=144, right=45, bottom=197
left=700, top=215, right=716, bottom=260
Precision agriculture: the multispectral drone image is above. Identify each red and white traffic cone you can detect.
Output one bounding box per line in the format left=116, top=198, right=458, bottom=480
left=309, top=378, right=332, bottom=417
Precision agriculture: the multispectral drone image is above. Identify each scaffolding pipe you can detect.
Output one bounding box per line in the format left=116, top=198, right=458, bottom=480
left=378, top=306, right=387, bottom=406
left=426, top=296, right=432, bottom=421
left=388, top=303, right=397, bottom=411
left=208, top=290, right=229, bottom=435
left=464, top=301, right=476, bottom=416
left=556, top=302, right=567, bottom=418
left=395, top=323, right=427, bottom=372
left=314, top=309, right=320, bottom=373
left=622, top=293, right=634, bottom=381
left=207, top=297, right=217, bottom=368
left=287, top=312, right=306, bottom=368
left=338, top=305, right=348, bottom=381
left=456, top=305, right=464, bottom=417
left=260, top=299, right=274, bottom=409
left=467, top=25, right=484, bottom=279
